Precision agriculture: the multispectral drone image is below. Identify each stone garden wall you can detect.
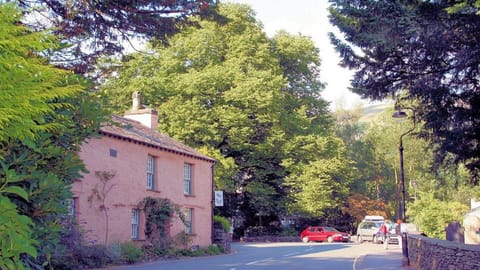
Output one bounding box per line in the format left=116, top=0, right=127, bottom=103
left=408, top=234, right=480, bottom=270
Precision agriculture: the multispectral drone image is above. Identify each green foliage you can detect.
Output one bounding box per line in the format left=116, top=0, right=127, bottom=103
left=408, top=193, right=469, bottom=239
left=0, top=196, right=36, bottom=270
left=0, top=2, right=107, bottom=268
left=120, top=242, right=144, bottom=264
left=329, top=0, right=480, bottom=182
left=333, top=105, right=479, bottom=239
left=101, top=2, right=340, bottom=228
left=206, top=244, right=223, bottom=255
left=446, top=0, right=480, bottom=14
left=0, top=2, right=83, bottom=141
left=140, top=197, right=183, bottom=246
left=214, top=215, right=231, bottom=232
left=284, top=135, right=352, bottom=217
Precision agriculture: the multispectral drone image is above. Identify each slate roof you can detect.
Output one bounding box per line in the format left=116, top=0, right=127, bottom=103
left=99, top=115, right=215, bottom=163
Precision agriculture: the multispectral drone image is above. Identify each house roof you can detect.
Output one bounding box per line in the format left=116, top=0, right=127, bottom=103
left=99, top=115, right=215, bottom=163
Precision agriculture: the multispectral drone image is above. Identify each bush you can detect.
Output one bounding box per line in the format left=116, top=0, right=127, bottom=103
left=107, top=242, right=123, bottom=264
left=121, top=242, right=144, bottom=264
left=78, top=244, right=113, bottom=268
left=50, top=243, right=115, bottom=270
left=214, top=216, right=231, bottom=232
left=280, top=228, right=299, bottom=236
left=207, top=244, right=223, bottom=255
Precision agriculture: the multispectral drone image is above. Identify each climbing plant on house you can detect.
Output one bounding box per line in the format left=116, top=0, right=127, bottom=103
left=87, top=171, right=117, bottom=245
left=139, top=197, right=186, bottom=249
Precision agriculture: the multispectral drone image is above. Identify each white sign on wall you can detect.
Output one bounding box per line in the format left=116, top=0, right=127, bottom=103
left=214, top=191, right=224, bottom=207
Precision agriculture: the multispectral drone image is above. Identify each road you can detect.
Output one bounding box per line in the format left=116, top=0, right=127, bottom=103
left=106, top=241, right=401, bottom=270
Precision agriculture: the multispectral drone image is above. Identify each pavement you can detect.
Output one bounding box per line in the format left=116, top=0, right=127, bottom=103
left=355, top=244, right=417, bottom=270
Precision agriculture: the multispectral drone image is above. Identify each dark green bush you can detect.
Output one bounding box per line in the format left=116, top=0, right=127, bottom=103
left=214, top=216, right=231, bottom=232
left=121, top=242, right=144, bottom=264
left=207, top=244, right=223, bottom=255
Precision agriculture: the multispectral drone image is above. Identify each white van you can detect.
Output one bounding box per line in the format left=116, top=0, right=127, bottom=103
left=356, top=216, right=399, bottom=244
left=356, top=217, right=384, bottom=243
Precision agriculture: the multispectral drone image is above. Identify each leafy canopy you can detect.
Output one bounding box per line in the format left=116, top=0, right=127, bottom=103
left=328, top=0, right=480, bottom=183
left=102, top=3, right=348, bottom=225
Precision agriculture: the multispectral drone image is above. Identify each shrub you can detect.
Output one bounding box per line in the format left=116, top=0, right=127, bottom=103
left=207, top=244, right=223, bottom=255
left=121, top=242, right=143, bottom=264
left=214, top=216, right=231, bottom=232
left=77, top=244, right=113, bottom=268
left=51, top=244, right=113, bottom=270
left=280, top=228, right=299, bottom=236
left=107, top=242, right=123, bottom=264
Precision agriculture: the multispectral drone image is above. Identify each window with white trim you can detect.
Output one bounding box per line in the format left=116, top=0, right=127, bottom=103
left=147, top=155, right=155, bottom=190
left=184, top=163, right=192, bottom=195
left=67, top=198, right=77, bottom=217
left=131, top=209, right=140, bottom=239
left=185, top=208, right=193, bottom=234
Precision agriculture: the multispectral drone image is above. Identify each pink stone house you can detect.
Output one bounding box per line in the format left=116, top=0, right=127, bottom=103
left=71, top=92, right=215, bottom=247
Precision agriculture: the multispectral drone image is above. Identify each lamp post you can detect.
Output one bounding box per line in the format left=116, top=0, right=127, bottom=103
left=392, top=105, right=416, bottom=266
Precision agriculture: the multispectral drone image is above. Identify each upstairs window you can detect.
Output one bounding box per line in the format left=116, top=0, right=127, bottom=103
left=147, top=155, right=155, bottom=190
left=183, top=163, right=192, bottom=195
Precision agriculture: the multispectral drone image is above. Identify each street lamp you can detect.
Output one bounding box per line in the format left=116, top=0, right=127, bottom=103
left=392, top=104, right=416, bottom=266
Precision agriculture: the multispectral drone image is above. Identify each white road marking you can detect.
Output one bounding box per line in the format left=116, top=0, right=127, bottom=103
left=246, top=258, right=273, bottom=265
left=284, top=252, right=300, bottom=257
left=353, top=254, right=365, bottom=270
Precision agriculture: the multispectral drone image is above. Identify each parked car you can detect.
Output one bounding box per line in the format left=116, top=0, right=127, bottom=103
left=300, top=226, right=351, bottom=243
left=356, top=216, right=384, bottom=243
left=356, top=216, right=399, bottom=244
left=373, top=223, right=400, bottom=245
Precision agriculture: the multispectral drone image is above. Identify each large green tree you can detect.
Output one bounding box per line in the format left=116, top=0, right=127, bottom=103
left=102, top=3, right=347, bottom=227
left=0, top=3, right=106, bottom=268
left=328, top=0, right=480, bottom=183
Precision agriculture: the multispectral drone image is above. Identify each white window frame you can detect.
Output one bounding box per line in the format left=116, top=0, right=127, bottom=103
left=67, top=198, right=76, bottom=217
left=147, top=155, right=155, bottom=190
left=183, top=163, right=192, bottom=195
left=131, top=209, right=140, bottom=240
left=185, top=208, right=193, bottom=234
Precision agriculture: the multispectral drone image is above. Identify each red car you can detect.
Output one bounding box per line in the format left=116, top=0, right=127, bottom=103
left=300, top=226, right=351, bottom=243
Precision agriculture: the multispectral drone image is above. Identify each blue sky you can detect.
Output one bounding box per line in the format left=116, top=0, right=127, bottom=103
left=226, top=0, right=366, bottom=110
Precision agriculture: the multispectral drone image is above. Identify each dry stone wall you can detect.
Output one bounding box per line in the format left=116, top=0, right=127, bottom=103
left=408, top=234, right=480, bottom=270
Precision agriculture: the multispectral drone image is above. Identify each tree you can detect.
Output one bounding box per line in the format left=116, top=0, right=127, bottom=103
left=101, top=3, right=343, bottom=228
left=17, top=0, right=220, bottom=74
left=408, top=192, right=469, bottom=239
left=328, top=0, right=480, bottom=183
left=0, top=2, right=106, bottom=268
left=284, top=136, right=351, bottom=217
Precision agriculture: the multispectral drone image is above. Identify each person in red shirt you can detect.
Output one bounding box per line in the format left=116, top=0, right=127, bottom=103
left=380, top=221, right=390, bottom=250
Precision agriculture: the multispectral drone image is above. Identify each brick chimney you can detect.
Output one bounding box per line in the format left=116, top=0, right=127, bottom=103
left=123, top=91, right=158, bottom=130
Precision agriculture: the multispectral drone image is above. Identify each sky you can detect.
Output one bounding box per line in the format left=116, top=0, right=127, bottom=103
left=226, top=0, right=368, bottom=110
